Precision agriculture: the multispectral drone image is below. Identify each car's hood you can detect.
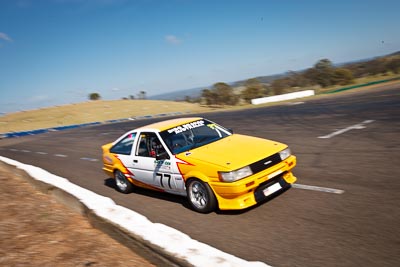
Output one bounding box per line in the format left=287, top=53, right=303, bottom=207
left=179, top=134, right=287, bottom=170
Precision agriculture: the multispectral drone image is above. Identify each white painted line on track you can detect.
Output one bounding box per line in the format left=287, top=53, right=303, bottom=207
left=80, top=157, right=99, bottom=162
left=293, top=183, right=345, bottom=194
left=288, top=101, right=305, bottom=105
left=318, top=120, right=375, bottom=139
left=6, top=147, right=98, bottom=163
left=54, top=154, right=68, bottom=158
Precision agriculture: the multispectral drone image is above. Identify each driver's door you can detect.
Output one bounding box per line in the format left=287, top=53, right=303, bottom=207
left=131, top=132, right=174, bottom=190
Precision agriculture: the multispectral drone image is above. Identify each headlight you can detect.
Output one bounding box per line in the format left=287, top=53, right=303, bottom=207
left=218, top=166, right=253, bottom=182
left=279, top=147, right=291, bottom=160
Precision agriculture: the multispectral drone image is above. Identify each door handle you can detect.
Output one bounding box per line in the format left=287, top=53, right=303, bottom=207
left=133, top=160, right=138, bottom=163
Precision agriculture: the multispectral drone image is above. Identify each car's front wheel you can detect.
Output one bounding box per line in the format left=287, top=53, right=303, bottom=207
left=114, top=170, right=133, bottom=194
left=186, top=179, right=217, bottom=213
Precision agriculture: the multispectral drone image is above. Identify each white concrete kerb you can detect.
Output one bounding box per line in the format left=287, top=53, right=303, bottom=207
left=0, top=156, right=270, bottom=267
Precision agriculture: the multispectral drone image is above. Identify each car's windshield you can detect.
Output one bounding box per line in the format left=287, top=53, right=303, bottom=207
left=160, top=119, right=231, bottom=154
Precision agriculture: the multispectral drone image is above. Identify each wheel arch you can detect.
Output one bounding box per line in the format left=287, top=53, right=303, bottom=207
left=114, top=168, right=136, bottom=184
left=183, top=170, right=210, bottom=184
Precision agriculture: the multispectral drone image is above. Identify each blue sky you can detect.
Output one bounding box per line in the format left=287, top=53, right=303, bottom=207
left=1, top=0, right=399, bottom=113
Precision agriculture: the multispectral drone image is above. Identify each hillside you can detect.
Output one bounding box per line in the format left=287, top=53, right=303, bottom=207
left=149, top=50, right=400, bottom=101
left=148, top=86, right=206, bottom=101
left=0, top=100, right=213, bottom=133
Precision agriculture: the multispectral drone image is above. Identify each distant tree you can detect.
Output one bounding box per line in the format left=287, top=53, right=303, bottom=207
left=241, top=78, right=265, bottom=103
left=364, top=58, right=387, bottom=75
left=202, top=89, right=218, bottom=105
left=344, top=62, right=365, bottom=78
left=89, top=92, right=101, bottom=100
left=386, top=58, right=400, bottom=74
left=263, top=84, right=274, bottom=96
left=286, top=70, right=313, bottom=88
left=303, top=68, right=319, bottom=84
left=138, top=91, right=146, bottom=99
left=271, top=78, right=290, bottom=95
left=191, top=96, right=201, bottom=103
left=313, top=59, right=335, bottom=87
left=201, top=83, right=238, bottom=106
left=212, top=82, right=239, bottom=105
left=332, top=68, right=354, bottom=85
left=129, top=95, right=135, bottom=100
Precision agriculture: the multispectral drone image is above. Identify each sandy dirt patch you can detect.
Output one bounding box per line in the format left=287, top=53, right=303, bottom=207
left=0, top=162, right=155, bottom=267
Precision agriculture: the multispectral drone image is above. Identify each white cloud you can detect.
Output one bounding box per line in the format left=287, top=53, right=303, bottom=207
left=0, top=32, right=13, bottom=42
left=165, top=35, right=182, bottom=45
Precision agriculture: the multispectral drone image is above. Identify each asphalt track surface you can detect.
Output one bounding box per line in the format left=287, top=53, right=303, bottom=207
left=1, top=84, right=399, bottom=267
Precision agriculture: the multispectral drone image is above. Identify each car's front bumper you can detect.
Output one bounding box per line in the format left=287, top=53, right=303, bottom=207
left=209, top=155, right=297, bottom=210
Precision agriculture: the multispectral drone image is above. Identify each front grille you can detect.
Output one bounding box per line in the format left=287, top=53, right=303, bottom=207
left=250, top=153, right=282, bottom=174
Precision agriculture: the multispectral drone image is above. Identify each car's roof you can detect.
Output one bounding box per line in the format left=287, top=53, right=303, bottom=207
left=136, top=117, right=204, bottom=132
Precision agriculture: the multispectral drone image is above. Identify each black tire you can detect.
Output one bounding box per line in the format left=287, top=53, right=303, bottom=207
left=186, top=179, right=217, bottom=213
left=114, top=170, right=133, bottom=194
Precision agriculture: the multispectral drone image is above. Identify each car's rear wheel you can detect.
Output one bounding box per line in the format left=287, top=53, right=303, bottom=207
left=186, top=179, right=217, bottom=213
left=114, top=170, right=133, bottom=194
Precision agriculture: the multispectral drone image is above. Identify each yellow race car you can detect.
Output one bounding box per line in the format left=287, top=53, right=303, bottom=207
left=102, top=117, right=296, bottom=213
